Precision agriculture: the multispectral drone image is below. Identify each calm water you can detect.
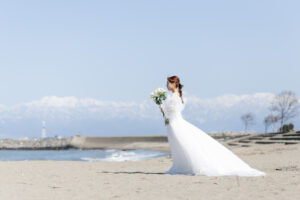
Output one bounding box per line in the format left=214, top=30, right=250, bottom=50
left=0, top=149, right=170, bottom=162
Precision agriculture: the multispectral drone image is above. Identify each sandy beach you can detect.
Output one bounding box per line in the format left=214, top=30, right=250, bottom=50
left=0, top=141, right=299, bottom=200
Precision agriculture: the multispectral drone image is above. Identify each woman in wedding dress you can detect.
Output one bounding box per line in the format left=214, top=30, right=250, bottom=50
left=160, top=75, right=266, bottom=176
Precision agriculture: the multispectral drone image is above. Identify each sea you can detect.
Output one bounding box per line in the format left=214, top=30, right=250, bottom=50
left=0, top=149, right=170, bottom=162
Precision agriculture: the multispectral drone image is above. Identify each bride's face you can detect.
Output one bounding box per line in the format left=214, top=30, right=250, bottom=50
left=167, top=81, right=176, bottom=91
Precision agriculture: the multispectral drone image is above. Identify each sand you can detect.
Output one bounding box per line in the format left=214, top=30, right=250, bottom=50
left=0, top=143, right=299, bottom=200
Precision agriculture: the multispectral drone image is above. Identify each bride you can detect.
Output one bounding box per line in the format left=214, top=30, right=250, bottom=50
left=160, top=75, right=266, bottom=176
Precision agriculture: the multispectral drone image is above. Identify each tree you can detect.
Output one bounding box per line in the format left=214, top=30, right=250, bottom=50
left=279, top=123, right=294, bottom=133
left=269, top=91, right=299, bottom=129
left=263, top=114, right=279, bottom=133
left=241, top=112, right=255, bottom=133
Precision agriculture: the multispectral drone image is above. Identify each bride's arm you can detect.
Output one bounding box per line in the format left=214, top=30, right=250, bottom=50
left=161, top=98, right=177, bottom=115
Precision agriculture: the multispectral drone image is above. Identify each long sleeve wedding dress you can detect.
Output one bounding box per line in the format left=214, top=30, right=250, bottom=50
left=161, top=92, right=266, bottom=176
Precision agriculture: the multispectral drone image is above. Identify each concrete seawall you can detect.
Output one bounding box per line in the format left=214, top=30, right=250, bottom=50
left=1, top=132, right=287, bottom=151
left=70, top=135, right=169, bottom=151
left=0, top=135, right=170, bottom=151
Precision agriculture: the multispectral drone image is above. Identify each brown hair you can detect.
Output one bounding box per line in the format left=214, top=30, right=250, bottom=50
left=167, top=75, right=184, bottom=104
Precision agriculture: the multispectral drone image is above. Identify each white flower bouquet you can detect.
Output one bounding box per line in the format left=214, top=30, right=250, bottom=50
left=150, top=87, right=169, bottom=125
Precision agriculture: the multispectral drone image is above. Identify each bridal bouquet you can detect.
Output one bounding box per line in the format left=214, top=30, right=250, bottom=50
left=150, top=87, right=169, bottom=125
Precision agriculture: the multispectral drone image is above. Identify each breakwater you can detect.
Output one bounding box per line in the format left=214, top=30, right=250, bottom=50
left=0, top=135, right=169, bottom=151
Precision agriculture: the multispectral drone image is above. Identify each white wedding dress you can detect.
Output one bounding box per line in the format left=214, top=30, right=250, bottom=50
left=161, top=92, right=266, bottom=176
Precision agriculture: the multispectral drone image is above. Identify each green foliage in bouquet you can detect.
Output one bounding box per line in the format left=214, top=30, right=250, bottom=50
left=150, top=87, right=169, bottom=125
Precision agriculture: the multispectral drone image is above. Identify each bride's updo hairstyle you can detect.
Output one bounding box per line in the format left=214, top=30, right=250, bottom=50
left=167, top=75, right=184, bottom=104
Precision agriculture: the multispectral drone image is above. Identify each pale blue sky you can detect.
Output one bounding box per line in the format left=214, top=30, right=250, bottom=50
left=0, top=0, right=299, bottom=105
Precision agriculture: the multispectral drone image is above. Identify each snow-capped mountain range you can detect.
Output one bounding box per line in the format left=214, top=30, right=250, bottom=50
left=0, top=92, right=299, bottom=138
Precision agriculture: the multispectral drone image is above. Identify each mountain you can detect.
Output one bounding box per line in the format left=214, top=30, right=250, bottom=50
left=0, top=93, right=299, bottom=138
